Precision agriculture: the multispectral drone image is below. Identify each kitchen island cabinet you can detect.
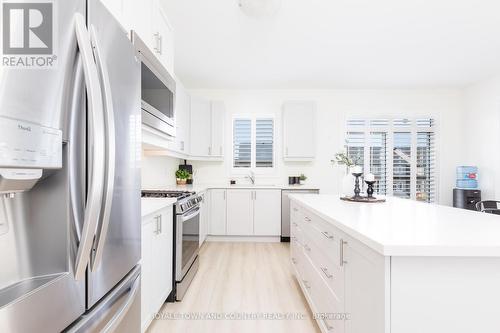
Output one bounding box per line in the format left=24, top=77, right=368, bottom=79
left=290, top=194, right=500, bottom=333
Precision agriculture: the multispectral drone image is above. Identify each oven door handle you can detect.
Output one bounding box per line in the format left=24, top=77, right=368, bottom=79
left=179, top=207, right=200, bottom=222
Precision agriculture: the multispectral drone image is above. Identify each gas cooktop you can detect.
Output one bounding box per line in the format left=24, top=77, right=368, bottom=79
left=141, top=190, right=193, bottom=201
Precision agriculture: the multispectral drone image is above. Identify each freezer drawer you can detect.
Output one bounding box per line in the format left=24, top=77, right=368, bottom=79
left=281, top=189, right=319, bottom=240
left=65, top=266, right=141, bottom=333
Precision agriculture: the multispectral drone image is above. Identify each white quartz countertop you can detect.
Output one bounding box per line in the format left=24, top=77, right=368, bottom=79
left=141, top=198, right=176, bottom=218
left=145, top=183, right=320, bottom=193
left=289, top=194, right=500, bottom=257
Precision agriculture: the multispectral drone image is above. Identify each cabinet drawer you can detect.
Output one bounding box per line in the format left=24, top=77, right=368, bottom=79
left=300, top=248, right=345, bottom=333
left=302, top=209, right=343, bottom=267
left=301, top=231, right=345, bottom=303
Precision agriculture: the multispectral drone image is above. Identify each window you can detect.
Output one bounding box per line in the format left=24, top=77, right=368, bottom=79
left=345, top=118, right=436, bottom=202
left=233, top=117, right=274, bottom=170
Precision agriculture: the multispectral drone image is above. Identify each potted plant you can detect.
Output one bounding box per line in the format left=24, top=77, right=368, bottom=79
left=175, top=169, right=190, bottom=185
left=299, top=174, right=307, bottom=185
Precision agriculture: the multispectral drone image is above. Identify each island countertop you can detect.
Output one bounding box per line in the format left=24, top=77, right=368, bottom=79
left=289, top=194, right=500, bottom=257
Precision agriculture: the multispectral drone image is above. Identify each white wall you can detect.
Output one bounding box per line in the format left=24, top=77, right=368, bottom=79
left=463, top=76, right=500, bottom=200
left=187, top=89, right=465, bottom=206
left=141, top=154, right=182, bottom=189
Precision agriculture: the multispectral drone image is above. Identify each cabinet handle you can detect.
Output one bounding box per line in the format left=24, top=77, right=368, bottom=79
left=254, top=191, right=256, bottom=200
left=304, top=244, right=311, bottom=252
left=293, top=207, right=298, bottom=212
left=292, top=222, right=298, bottom=227
left=219, top=146, right=222, bottom=155
left=321, top=231, right=334, bottom=240
left=154, top=215, right=161, bottom=234
left=304, top=216, right=311, bottom=223
left=320, top=267, right=334, bottom=279
left=208, top=146, right=212, bottom=155
left=302, top=280, right=311, bottom=289
left=158, top=33, right=163, bottom=55
left=291, top=258, right=297, bottom=264
left=153, top=32, right=160, bottom=54
left=286, top=147, right=289, bottom=156
left=340, top=239, right=347, bottom=267
left=159, top=215, right=162, bottom=233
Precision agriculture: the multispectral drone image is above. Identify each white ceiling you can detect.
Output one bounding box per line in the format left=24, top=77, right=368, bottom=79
left=161, top=0, right=500, bottom=89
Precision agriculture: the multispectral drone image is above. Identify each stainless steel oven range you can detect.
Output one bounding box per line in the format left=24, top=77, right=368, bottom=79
left=141, top=190, right=201, bottom=301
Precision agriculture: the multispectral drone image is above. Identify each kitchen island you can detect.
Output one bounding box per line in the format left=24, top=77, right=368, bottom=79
left=289, top=194, right=500, bottom=333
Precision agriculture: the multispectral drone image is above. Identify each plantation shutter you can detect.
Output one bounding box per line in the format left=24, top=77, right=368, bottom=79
left=233, top=119, right=251, bottom=168
left=256, top=118, right=274, bottom=168
left=369, top=132, right=388, bottom=195
left=416, top=119, right=436, bottom=202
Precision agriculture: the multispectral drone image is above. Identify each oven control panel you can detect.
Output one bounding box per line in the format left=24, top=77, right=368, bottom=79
left=0, top=116, right=62, bottom=169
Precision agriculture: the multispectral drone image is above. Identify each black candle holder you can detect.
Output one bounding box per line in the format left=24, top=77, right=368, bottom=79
left=365, top=180, right=376, bottom=198
left=352, top=173, right=363, bottom=197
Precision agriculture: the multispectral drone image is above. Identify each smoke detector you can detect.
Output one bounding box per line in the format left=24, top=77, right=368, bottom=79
left=238, top=0, right=282, bottom=18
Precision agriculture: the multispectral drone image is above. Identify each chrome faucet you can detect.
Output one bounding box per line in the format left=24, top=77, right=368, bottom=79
left=246, top=171, right=255, bottom=185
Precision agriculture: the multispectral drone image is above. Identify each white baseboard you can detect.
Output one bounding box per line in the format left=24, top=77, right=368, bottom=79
left=205, top=235, right=281, bottom=243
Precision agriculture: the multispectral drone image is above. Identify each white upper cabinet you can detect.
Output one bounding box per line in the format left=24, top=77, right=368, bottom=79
left=226, top=190, right=254, bottom=235
left=253, top=190, right=281, bottom=236
left=123, top=0, right=174, bottom=73
left=151, top=5, right=175, bottom=74
left=190, top=98, right=226, bottom=160
left=123, top=0, right=152, bottom=39
left=282, top=101, right=316, bottom=161
left=211, top=101, right=226, bottom=158
left=190, top=98, right=212, bottom=157
left=174, top=81, right=191, bottom=154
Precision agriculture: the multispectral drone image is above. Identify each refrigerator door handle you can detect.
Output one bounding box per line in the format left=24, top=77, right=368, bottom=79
left=89, top=25, right=116, bottom=272
left=101, top=274, right=141, bottom=333
left=74, top=13, right=106, bottom=281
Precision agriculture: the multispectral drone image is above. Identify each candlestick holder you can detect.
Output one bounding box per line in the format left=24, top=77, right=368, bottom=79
left=352, top=172, right=363, bottom=197
left=365, top=180, right=376, bottom=198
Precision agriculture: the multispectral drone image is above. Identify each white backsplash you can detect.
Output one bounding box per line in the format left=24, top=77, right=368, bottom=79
left=141, top=154, right=182, bottom=189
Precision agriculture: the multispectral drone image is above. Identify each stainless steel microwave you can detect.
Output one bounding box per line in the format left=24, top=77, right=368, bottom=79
left=131, top=31, right=176, bottom=137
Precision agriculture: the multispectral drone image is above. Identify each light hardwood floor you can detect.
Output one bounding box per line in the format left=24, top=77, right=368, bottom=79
left=147, top=242, right=321, bottom=333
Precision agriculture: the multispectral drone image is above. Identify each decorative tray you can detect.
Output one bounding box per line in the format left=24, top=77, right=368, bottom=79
left=340, top=196, right=386, bottom=203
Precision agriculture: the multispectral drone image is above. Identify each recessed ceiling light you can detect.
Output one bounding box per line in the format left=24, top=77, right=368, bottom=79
left=238, top=0, right=282, bottom=18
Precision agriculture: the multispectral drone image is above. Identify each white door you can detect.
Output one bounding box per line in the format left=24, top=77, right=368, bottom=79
left=209, top=189, right=227, bottom=235
left=190, top=97, right=212, bottom=157
left=141, top=220, right=154, bottom=331
left=211, top=101, right=225, bottom=157
left=226, top=190, right=254, bottom=235
left=253, top=190, right=282, bottom=236
left=283, top=102, right=316, bottom=160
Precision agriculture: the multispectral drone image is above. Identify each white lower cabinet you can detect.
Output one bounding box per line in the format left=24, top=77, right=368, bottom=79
left=141, top=205, right=173, bottom=332
left=290, top=201, right=386, bottom=333
left=253, top=190, right=281, bottom=236
left=222, top=189, right=281, bottom=237
left=226, top=190, right=254, bottom=235
left=209, top=189, right=227, bottom=235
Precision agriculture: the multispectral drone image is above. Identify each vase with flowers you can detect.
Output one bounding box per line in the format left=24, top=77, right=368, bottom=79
left=331, top=151, right=362, bottom=196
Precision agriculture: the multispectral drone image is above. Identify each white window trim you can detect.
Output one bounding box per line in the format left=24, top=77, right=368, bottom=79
left=231, top=114, right=276, bottom=175
left=346, top=116, right=438, bottom=202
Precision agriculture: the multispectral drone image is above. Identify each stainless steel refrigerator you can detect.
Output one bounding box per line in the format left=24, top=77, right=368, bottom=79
left=0, top=0, right=141, bottom=332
